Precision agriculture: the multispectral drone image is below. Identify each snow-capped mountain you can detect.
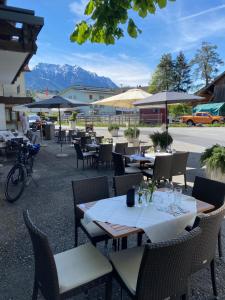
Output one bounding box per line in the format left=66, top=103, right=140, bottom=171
left=25, top=63, right=118, bottom=91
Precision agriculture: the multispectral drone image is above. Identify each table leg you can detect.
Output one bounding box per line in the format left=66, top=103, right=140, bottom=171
left=137, top=232, right=142, bottom=246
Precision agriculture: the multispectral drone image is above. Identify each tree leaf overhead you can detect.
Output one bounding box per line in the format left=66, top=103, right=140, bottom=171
left=70, top=0, right=176, bottom=45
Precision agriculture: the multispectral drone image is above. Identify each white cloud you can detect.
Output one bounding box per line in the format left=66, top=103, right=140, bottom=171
left=178, top=4, right=225, bottom=22
left=69, top=0, right=88, bottom=17
left=29, top=50, right=151, bottom=87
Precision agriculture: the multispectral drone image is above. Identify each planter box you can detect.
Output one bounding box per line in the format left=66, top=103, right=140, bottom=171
left=69, top=121, right=76, bottom=130
left=206, top=166, right=225, bottom=183
left=109, top=129, right=119, bottom=137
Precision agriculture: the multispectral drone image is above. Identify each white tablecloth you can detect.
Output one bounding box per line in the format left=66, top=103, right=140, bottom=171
left=130, top=152, right=171, bottom=162
left=83, top=191, right=197, bottom=242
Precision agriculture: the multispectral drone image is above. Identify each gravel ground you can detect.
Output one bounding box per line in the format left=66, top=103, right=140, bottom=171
left=0, top=138, right=225, bottom=300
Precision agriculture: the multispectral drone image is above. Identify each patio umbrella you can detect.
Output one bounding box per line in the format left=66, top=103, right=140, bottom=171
left=92, top=88, right=151, bottom=109
left=134, top=91, right=205, bottom=146
left=27, top=96, right=89, bottom=156
left=93, top=88, right=151, bottom=137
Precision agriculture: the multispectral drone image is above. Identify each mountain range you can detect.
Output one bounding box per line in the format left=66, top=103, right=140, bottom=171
left=25, top=63, right=118, bottom=91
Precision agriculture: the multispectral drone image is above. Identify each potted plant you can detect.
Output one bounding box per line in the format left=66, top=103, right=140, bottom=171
left=124, top=127, right=140, bottom=145
left=150, top=131, right=173, bottom=151
left=69, top=112, right=77, bottom=129
left=108, top=124, right=120, bottom=137
left=200, top=144, right=225, bottom=182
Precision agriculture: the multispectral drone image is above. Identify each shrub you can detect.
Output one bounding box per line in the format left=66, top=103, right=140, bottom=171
left=69, top=112, right=77, bottom=121
left=124, top=127, right=140, bottom=138
left=108, top=124, right=120, bottom=132
left=150, top=131, right=173, bottom=149
left=200, top=144, right=225, bottom=173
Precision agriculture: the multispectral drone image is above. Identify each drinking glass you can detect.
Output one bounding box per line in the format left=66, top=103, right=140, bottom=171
left=136, top=186, right=143, bottom=207
left=174, top=187, right=182, bottom=205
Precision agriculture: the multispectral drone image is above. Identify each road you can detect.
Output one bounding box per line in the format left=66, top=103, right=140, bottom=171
left=94, top=127, right=225, bottom=148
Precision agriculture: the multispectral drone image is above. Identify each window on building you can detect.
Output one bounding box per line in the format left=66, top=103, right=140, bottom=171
left=5, top=108, right=11, bottom=122
left=89, top=95, right=93, bottom=100
left=17, top=85, right=20, bottom=95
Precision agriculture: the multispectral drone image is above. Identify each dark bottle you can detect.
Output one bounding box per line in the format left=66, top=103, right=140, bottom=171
left=126, top=187, right=135, bottom=207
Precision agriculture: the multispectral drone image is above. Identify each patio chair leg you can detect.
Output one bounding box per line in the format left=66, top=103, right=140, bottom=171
left=77, top=159, right=78, bottom=168
left=210, top=259, right=218, bottom=297
left=137, top=232, right=143, bottom=246
left=218, top=230, right=223, bottom=258
left=83, top=160, right=84, bottom=169
left=105, top=275, right=112, bottom=300
left=184, top=174, right=187, bottom=190
left=120, top=287, right=123, bottom=300
left=75, top=226, right=78, bottom=247
left=32, top=276, right=38, bottom=300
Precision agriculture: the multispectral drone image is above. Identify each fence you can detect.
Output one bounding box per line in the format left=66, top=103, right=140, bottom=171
left=76, top=113, right=163, bottom=126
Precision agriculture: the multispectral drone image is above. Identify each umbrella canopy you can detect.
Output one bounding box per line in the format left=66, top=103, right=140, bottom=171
left=26, top=96, right=88, bottom=109
left=92, top=88, right=151, bottom=109
left=134, top=91, right=204, bottom=107
left=13, top=104, right=50, bottom=113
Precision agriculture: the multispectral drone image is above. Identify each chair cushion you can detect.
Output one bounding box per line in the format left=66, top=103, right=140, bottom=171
left=109, top=246, right=144, bottom=295
left=83, top=151, right=96, bottom=157
left=55, top=243, right=112, bottom=294
left=125, top=167, right=142, bottom=174
left=80, top=219, right=107, bottom=237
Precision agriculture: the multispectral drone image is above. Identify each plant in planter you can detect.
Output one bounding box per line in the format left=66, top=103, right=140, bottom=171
left=69, top=112, right=77, bottom=129
left=200, top=144, right=225, bottom=182
left=124, top=127, right=140, bottom=145
left=150, top=131, right=173, bottom=151
left=108, top=124, right=120, bottom=137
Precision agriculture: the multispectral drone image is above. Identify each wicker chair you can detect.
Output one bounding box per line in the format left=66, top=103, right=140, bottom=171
left=23, top=210, right=112, bottom=300
left=57, top=130, right=66, bottom=143
left=74, top=143, right=95, bottom=169
left=124, top=147, right=140, bottom=168
left=143, top=155, right=173, bottom=182
left=109, top=228, right=201, bottom=300
left=114, top=174, right=143, bottom=196
left=170, top=152, right=189, bottom=189
left=112, top=152, right=142, bottom=176
left=115, top=143, right=128, bottom=155
left=72, top=176, right=111, bottom=247
left=192, top=176, right=225, bottom=258
left=190, top=203, right=225, bottom=298
left=94, top=144, right=113, bottom=168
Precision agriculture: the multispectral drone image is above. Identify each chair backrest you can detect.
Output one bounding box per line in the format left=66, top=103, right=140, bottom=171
left=112, top=152, right=125, bottom=176
left=58, top=130, right=66, bottom=142
left=114, top=173, right=143, bottom=196
left=76, top=131, right=86, bottom=138
left=192, top=176, right=225, bottom=209
left=171, top=151, right=189, bottom=176
left=125, top=146, right=139, bottom=155
left=74, top=143, right=84, bottom=160
left=191, top=203, right=225, bottom=273
left=23, top=211, right=60, bottom=300
left=136, top=227, right=201, bottom=300
left=153, top=155, right=173, bottom=181
left=72, top=176, right=109, bottom=205
left=95, top=136, right=104, bottom=144
left=98, top=144, right=113, bottom=162
left=80, top=136, right=91, bottom=149
left=115, top=143, right=128, bottom=155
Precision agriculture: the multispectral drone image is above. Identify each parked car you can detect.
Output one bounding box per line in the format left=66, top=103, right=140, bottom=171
left=180, top=112, right=224, bottom=126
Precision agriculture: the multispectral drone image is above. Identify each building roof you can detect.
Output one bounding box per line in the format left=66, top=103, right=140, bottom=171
left=197, top=71, right=225, bottom=96
left=60, top=85, right=116, bottom=95
left=0, top=4, right=44, bottom=84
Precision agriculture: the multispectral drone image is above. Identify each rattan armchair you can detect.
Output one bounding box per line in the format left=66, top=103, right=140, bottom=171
left=109, top=228, right=201, bottom=300
left=74, top=143, right=96, bottom=169
left=94, top=144, right=113, bottom=168
left=170, top=152, right=189, bottom=189
left=190, top=203, right=225, bottom=298
left=72, top=176, right=111, bottom=247
left=143, top=155, right=173, bottom=183
left=112, top=152, right=142, bottom=176
left=115, top=143, right=128, bottom=155
left=192, top=176, right=225, bottom=257
left=23, top=210, right=112, bottom=300
left=114, top=174, right=143, bottom=196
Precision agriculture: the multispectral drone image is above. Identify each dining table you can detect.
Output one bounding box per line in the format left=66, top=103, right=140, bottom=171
left=77, top=191, right=214, bottom=250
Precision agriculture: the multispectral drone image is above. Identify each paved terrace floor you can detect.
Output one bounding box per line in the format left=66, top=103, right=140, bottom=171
left=0, top=128, right=225, bottom=299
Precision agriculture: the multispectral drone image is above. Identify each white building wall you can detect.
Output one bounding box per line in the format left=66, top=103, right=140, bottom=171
left=0, top=104, right=6, bottom=130
left=2, top=72, right=26, bottom=97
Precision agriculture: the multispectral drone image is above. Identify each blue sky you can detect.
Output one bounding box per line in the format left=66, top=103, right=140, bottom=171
left=10, top=0, right=225, bottom=86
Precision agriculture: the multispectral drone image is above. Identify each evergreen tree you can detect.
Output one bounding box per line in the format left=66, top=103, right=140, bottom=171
left=149, top=53, right=175, bottom=93
left=191, top=42, right=224, bottom=86
left=173, top=52, right=192, bottom=92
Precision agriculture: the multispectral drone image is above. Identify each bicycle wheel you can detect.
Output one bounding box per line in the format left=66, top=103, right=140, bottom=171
left=5, top=164, right=26, bottom=202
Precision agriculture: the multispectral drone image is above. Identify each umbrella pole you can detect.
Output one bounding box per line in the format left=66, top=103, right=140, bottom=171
left=165, top=101, right=169, bottom=149
left=56, top=106, right=68, bottom=157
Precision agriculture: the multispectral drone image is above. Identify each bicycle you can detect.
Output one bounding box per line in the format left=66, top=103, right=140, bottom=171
left=5, top=141, right=40, bottom=203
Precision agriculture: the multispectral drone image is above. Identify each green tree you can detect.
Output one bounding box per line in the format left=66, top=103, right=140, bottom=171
left=169, top=103, right=192, bottom=118
left=173, top=51, right=192, bottom=92
left=70, top=0, right=176, bottom=45
left=191, top=42, right=224, bottom=86
left=148, top=53, right=175, bottom=93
